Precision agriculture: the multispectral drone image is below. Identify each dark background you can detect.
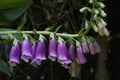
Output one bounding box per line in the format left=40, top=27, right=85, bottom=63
left=0, top=0, right=120, bottom=80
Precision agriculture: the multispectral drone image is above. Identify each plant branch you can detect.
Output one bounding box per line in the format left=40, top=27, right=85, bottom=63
left=0, top=31, right=84, bottom=38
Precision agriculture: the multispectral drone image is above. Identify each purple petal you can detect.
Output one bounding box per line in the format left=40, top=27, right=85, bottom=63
left=68, top=45, right=76, bottom=60
left=48, top=38, right=57, bottom=61
left=34, top=41, right=46, bottom=65
left=61, top=64, right=69, bottom=69
left=30, top=44, right=38, bottom=67
left=57, top=41, right=67, bottom=64
left=93, top=41, right=101, bottom=53
left=89, top=43, right=95, bottom=55
left=9, top=44, right=20, bottom=67
left=21, top=38, right=32, bottom=62
left=82, top=41, right=89, bottom=53
left=76, top=46, right=87, bottom=64
left=63, top=51, right=72, bottom=64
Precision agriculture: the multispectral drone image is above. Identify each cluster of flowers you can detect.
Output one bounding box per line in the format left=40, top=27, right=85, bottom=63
left=80, top=0, right=110, bottom=36
left=9, top=35, right=100, bottom=69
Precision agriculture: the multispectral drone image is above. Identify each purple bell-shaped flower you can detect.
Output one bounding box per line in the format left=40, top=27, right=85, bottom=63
left=61, top=51, right=72, bottom=69
left=68, top=45, right=76, bottom=60
left=9, top=43, right=20, bottom=67
left=82, top=41, right=89, bottom=53
left=48, top=38, right=57, bottom=61
left=76, top=46, right=87, bottom=64
left=89, top=43, right=95, bottom=55
left=57, top=41, right=67, bottom=64
left=93, top=41, right=101, bottom=53
left=21, top=38, right=32, bottom=62
left=34, top=41, right=46, bottom=65
left=30, top=44, right=37, bottom=67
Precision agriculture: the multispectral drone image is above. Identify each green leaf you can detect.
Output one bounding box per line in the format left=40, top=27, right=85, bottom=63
left=0, top=0, right=33, bottom=25
left=0, top=58, right=11, bottom=77
left=44, top=26, right=54, bottom=31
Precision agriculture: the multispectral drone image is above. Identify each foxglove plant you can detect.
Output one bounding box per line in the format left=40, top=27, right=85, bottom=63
left=34, top=41, right=46, bottom=65
left=21, top=38, right=32, bottom=62
left=9, top=43, right=20, bottom=67
left=48, top=38, right=57, bottom=61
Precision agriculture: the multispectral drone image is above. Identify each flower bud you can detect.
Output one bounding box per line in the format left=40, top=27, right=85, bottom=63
left=21, top=38, right=32, bottom=62
left=100, top=19, right=107, bottom=26
left=93, top=24, right=99, bottom=32
left=9, top=43, right=20, bottom=67
left=103, top=27, right=110, bottom=36
left=100, top=10, right=107, bottom=17
left=79, top=7, right=88, bottom=13
left=98, top=29, right=104, bottom=36
left=97, top=22, right=105, bottom=29
left=94, top=9, right=99, bottom=14
left=89, top=0, right=93, bottom=4
left=97, top=2, right=105, bottom=8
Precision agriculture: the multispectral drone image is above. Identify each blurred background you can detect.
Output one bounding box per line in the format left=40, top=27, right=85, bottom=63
left=0, top=0, right=120, bottom=80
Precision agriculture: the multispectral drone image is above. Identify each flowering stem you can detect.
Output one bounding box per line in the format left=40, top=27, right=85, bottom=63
left=0, top=31, right=83, bottom=38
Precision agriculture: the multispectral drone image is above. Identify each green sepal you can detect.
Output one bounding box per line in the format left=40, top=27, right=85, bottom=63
left=50, top=32, right=55, bottom=39
left=26, top=34, right=38, bottom=44
left=76, top=40, right=81, bottom=48
left=58, top=36, right=64, bottom=43
left=39, top=34, right=47, bottom=41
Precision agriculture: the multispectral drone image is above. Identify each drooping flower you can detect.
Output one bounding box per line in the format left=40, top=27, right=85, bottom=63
left=48, top=38, right=57, bottom=61
left=34, top=41, right=46, bottom=65
left=21, top=38, right=32, bottom=62
left=93, top=41, right=101, bottom=53
left=61, top=47, right=72, bottom=69
left=76, top=46, right=87, bottom=64
left=103, top=27, right=110, bottom=36
left=30, top=44, right=37, bottom=67
left=61, top=55, right=72, bottom=69
left=100, top=10, right=107, bottom=17
left=57, top=41, right=67, bottom=64
left=88, top=43, right=95, bottom=55
left=9, top=43, right=20, bottom=67
left=68, top=45, right=76, bottom=60
left=97, top=22, right=104, bottom=29
left=63, top=51, right=72, bottom=64
left=82, top=41, right=89, bottom=53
